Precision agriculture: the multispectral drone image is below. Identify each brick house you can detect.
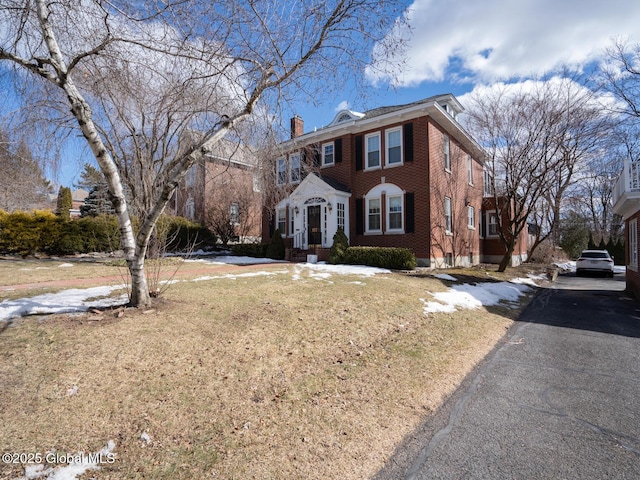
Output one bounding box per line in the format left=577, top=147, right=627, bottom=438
left=612, top=159, right=640, bottom=298
left=262, top=94, right=510, bottom=267
left=174, top=139, right=262, bottom=242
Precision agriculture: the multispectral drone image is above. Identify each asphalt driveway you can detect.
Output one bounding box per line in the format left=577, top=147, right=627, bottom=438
left=374, top=271, right=640, bottom=479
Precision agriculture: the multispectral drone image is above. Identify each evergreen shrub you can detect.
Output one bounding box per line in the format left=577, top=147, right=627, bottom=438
left=343, top=246, right=416, bottom=270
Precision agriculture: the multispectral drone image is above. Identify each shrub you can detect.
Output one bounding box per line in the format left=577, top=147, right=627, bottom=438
left=266, top=229, right=285, bottom=260
left=232, top=243, right=269, bottom=258
left=0, top=210, right=59, bottom=256
left=329, top=228, right=349, bottom=264
left=343, top=246, right=416, bottom=270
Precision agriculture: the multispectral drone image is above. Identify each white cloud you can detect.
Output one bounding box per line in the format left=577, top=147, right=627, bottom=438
left=368, top=0, right=639, bottom=87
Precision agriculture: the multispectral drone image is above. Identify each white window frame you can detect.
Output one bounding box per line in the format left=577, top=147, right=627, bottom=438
left=387, top=195, right=404, bottom=232
left=289, top=153, right=301, bottom=184
left=366, top=197, right=382, bottom=233
left=186, top=164, right=197, bottom=187
left=467, top=154, right=473, bottom=185
left=276, top=157, right=287, bottom=186
left=322, top=142, right=334, bottom=167
left=337, top=202, right=345, bottom=231
left=365, top=132, right=381, bottom=170
left=276, top=208, right=286, bottom=235
left=385, top=127, right=403, bottom=167
left=230, top=202, right=240, bottom=224
left=444, top=196, right=452, bottom=234
left=630, top=219, right=638, bottom=269
left=487, top=212, right=499, bottom=237
left=467, top=206, right=475, bottom=229
left=443, top=134, right=451, bottom=172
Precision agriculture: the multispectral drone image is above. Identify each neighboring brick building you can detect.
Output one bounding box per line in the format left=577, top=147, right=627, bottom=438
left=263, top=94, right=505, bottom=266
left=174, top=139, right=262, bottom=243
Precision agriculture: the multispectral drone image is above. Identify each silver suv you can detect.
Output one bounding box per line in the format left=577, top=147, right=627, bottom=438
left=576, top=250, right=615, bottom=277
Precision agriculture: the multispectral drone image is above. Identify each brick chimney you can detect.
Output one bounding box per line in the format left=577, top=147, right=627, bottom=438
left=291, top=115, right=304, bottom=139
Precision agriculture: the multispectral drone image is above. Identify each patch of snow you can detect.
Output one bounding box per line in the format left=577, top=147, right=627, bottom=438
left=511, top=277, right=539, bottom=287
left=614, top=265, right=626, bottom=274
left=193, top=270, right=285, bottom=282
left=0, top=286, right=127, bottom=322
left=16, top=440, right=115, bottom=480
left=66, top=385, right=79, bottom=397
left=554, top=261, right=575, bottom=272
left=140, top=432, right=151, bottom=445
left=434, top=273, right=457, bottom=282
left=186, top=256, right=285, bottom=265
left=58, top=263, right=74, bottom=268
left=422, top=280, right=531, bottom=315
left=294, top=262, right=391, bottom=278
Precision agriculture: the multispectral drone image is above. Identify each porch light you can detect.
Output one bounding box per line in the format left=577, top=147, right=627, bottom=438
left=327, top=202, right=333, bottom=212
left=294, top=206, right=299, bottom=215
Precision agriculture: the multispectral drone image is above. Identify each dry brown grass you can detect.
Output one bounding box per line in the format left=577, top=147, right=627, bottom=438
left=0, top=262, right=537, bottom=479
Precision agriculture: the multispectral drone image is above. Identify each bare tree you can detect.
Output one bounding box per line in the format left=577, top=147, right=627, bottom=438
left=602, top=39, right=640, bottom=119
left=0, top=0, right=406, bottom=307
left=0, top=127, right=51, bottom=212
left=464, top=77, right=613, bottom=271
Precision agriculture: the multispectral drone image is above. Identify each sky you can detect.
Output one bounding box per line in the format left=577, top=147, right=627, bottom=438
left=289, top=0, right=640, bottom=134
left=2, top=0, right=639, bottom=188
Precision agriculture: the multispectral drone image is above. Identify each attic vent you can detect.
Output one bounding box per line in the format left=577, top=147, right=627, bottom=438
left=337, top=113, right=352, bottom=123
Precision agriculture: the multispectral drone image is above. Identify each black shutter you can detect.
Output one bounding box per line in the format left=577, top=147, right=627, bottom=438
left=335, top=138, right=343, bottom=163
left=355, top=135, right=363, bottom=171
left=403, top=123, right=414, bottom=163
left=355, top=198, right=364, bottom=235
left=313, top=145, right=320, bottom=168
left=300, top=149, right=307, bottom=179
left=405, top=192, right=415, bottom=233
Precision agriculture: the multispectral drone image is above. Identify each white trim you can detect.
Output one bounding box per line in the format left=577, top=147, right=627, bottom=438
left=366, top=197, right=382, bottom=233
left=486, top=211, right=499, bottom=238
left=443, top=134, right=451, bottom=172
left=467, top=154, right=473, bottom=185
left=467, top=205, right=475, bottom=230
left=387, top=194, right=404, bottom=232
left=444, top=196, right=452, bottom=234
left=322, top=142, right=335, bottom=167
left=629, top=218, right=638, bottom=269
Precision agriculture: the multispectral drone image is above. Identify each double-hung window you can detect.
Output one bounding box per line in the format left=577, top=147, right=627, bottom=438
left=365, top=133, right=381, bottom=170
left=443, top=134, right=451, bottom=171
left=277, top=208, right=286, bottom=235
left=467, top=155, right=473, bottom=184
left=322, top=142, right=334, bottom=166
left=386, top=128, right=402, bottom=166
left=230, top=202, right=240, bottom=224
left=467, top=206, right=475, bottom=229
left=444, top=197, right=452, bottom=233
left=337, top=203, right=345, bottom=231
left=276, top=158, right=287, bottom=185
left=289, top=153, right=301, bottom=184
left=367, top=197, right=381, bottom=232
left=388, top=195, right=403, bottom=231
left=488, top=212, right=498, bottom=236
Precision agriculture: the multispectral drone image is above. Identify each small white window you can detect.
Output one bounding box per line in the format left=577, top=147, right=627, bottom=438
left=365, top=133, right=381, bottom=170
left=388, top=195, right=403, bottom=231
left=467, top=155, right=473, bottom=185
left=230, top=202, right=240, bottom=224
left=277, top=208, right=286, bottom=235
left=386, top=128, right=402, bottom=166
left=367, top=197, right=381, bottom=232
left=488, top=212, right=499, bottom=237
left=443, top=134, right=450, bottom=171
left=276, top=158, right=286, bottom=185
left=467, top=206, right=475, bottom=229
left=289, top=153, right=300, bottom=184
left=630, top=219, right=638, bottom=267
left=322, top=142, right=334, bottom=166
left=337, top=202, right=345, bottom=231
left=444, top=197, right=452, bottom=233
left=186, top=164, right=197, bottom=187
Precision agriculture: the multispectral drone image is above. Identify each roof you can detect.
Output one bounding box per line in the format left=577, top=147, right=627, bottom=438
left=317, top=174, right=350, bottom=193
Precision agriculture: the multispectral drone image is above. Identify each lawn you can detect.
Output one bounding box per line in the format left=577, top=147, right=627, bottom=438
left=0, top=259, right=539, bottom=479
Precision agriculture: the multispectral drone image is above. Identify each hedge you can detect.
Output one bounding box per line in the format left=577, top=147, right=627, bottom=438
left=231, top=243, right=269, bottom=258
left=343, top=246, right=417, bottom=270
left=0, top=211, right=213, bottom=256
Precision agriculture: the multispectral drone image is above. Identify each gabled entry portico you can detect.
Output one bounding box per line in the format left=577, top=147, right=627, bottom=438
left=275, top=174, right=351, bottom=253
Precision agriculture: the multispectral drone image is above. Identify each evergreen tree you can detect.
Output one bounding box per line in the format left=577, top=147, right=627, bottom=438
left=76, top=163, right=104, bottom=190
left=587, top=232, right=596, bottom=250
left=56, top=186, right=72, bottom=219
left=266, top=229, right=285, bottom=260
left=80, top=184, right=115, bottom=217
left=598, top=237, right=607, bottom=250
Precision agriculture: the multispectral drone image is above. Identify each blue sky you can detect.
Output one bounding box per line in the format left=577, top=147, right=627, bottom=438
left=288, top=0, right=640, bottom=133
left=3, top=0, right=639, bottom=187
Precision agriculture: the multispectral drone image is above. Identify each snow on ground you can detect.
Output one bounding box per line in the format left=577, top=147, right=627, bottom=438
left=291, top=262, right=391, bottom=281
left=0, top=286, right=128, bottom=322
left=16, top=440, right=115, bottom=480
left=421, top=280, right=533, bottom=314
left=434, top=273, right=457, bottom=282
left=58, top=263, right=74, bottom=268
left=185, top=255, right=285, bottom=265
left=193, top=270, right=287, bottom=282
